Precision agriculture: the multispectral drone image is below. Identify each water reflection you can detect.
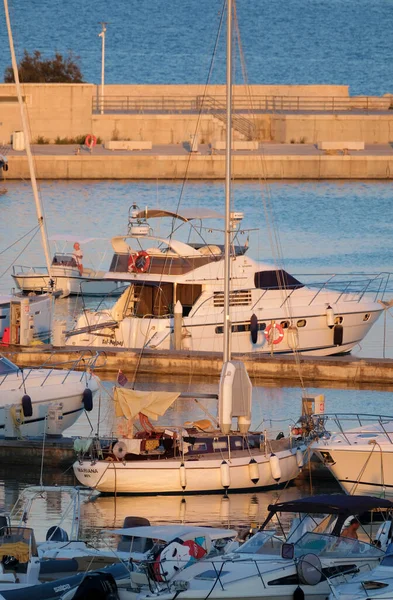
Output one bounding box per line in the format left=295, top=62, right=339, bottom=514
left=0, top=464, right=340, bottom=551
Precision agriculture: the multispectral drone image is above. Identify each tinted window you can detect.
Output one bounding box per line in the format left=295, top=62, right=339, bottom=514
left=254, top=270, right=304, bottom=290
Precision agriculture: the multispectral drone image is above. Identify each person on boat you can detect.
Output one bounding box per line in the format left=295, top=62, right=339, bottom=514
left=72, top=242, right=83, bottom=276
left=341, top=517, right=360, bottom=540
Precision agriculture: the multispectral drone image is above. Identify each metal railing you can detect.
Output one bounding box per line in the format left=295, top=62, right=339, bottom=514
left=0, top=351, right=105, bottom=387
left=92, top=94, right=393, bottom=115
left=317, top=413, right=393, bottom=445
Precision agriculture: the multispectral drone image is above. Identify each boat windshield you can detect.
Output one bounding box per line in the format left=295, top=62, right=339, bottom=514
left=235, top=531, right=283, bottom=556
left=294, top=532, right=384, bottom=559
left=0, top=356, right=19, bottom=375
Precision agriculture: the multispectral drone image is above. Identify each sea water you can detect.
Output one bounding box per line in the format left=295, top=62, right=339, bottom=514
left=0, top=0, right=392, bottom=95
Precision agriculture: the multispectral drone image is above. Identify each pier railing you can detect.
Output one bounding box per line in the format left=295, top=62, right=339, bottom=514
left=92, top=94, right=392, bottom=114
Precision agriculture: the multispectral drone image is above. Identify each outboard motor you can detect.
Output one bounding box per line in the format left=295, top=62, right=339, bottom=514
left=46, top=526, right=69, bottom=542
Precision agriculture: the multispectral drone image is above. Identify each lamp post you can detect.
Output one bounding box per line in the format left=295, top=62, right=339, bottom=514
left=98, top=22, right=107, bottom=115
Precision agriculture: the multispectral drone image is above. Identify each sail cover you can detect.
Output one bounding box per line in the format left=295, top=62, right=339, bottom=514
left=114, top=387, right=180, bottom=421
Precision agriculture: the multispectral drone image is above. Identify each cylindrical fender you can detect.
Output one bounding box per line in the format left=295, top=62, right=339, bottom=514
left=269, top=453, right=282, bottom=481
left=250, top=313, right=258, bottom=344
left=287, top=325, right=299, bottom=349
left=296, top=448, right=304, bottom=469
left=248, top=458, right=260, bottom=484
left=22, top=394, right=33, bottom=418
left=82, top=388, right=93, bottom=412
left=179, top=462, right=187, bottom=490
left=326, top=305, right=335, bottom=329
left=220, top=460, right=231, bottom=489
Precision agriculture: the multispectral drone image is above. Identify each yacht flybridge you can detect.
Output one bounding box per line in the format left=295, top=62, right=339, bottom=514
left=66, top=205, right=385, bottom=356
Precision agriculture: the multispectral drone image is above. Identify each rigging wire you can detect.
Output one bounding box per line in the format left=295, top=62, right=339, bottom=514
left=0, top=225, right=40, bottom=279
left=0, top=224, right=40, bottom=255
left=233, top=1, right=308, bottom=393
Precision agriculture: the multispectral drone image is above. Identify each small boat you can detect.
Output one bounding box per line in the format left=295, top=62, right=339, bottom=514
left=12, top=236, right=125, bottom=298
left=121, top=495, right=393, bottom=600
left=0, top=353, right=100, bottom=437
left=0, top=293, right=51, bottom=345
left=311, top=412, right=393, bottom=497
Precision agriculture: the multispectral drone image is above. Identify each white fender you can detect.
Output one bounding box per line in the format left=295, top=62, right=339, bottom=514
left=179, top=462, right=187, bottom=490
left=287, top=325, right=299, bottom=349
left=326, top=305, right=335, bottom=329
left=238, top=415, right=252, bottom=435
left=248, top=458, right=260, bottom=484
left=220, top=460, right=231, bottom=489
left=296, top=448, right=304, bottom=469
left=113, top=441, right=127, bottom=460
left=269, top=453, right=281, bottom=481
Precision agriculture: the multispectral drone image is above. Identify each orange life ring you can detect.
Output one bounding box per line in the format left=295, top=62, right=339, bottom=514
left=264, top=322, right=284, bottom=345
left=85, top=134, right=97, bottom=148
left=127, top=250, right=150, bottom=273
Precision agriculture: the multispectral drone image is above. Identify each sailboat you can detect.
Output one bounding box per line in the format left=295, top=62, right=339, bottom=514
left=72, top=0, right=305, bottom=495
left=1, top=0, right=100, bottom=436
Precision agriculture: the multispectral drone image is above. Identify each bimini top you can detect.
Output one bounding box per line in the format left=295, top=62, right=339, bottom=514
left=109, top=525, right=237, bottom=542
left=133, top=208, right=224, bottom=222
left=267, top=495, right=393, bottom=516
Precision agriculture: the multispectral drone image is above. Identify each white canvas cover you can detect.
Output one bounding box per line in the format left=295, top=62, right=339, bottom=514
left=114, top=387, right=180, bottom=421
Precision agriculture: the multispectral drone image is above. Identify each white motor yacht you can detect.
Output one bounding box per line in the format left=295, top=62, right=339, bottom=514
left=114, top=495, right=393, bottom=600
left=311, top=413, right=393, bottom=497
left=0, top=354, right=100, bottom=437
left=65, top=206, right=385, bottom=357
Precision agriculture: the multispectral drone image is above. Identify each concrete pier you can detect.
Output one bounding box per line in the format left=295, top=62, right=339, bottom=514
left=3, top=347, right=393, bottom=390
left=3, top=142, right=393, bottom=180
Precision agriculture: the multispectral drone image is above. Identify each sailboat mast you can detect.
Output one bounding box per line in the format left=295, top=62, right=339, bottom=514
left=223, top=0, right=233, bottom=364
left=4, top=0, right=53, bottom=285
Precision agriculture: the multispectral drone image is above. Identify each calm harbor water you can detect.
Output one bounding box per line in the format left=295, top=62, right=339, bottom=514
left=1, top=0, right=392, bottom=95
left=1, top=178, right=393, bottom=543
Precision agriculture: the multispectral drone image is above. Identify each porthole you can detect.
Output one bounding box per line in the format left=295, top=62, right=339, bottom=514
left=363, top=313, right=370, bottom=322
left=280, top=321, right=290, bottom=329
left=297, top=319, right=306, bottom=328
left=334, top=316, right=343, bottom=325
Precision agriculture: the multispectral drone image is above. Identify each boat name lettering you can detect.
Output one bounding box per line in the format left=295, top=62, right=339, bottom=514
left=54, top=584, right=71, bottom=593
left=77, top=467, right=99, bottom=474
left=102, top=338, right=125, bottom=347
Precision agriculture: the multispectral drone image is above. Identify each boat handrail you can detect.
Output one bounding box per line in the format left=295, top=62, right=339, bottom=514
left=317, top=412, right=393, bottom=445
left=0, top=351, right=105, bottom=389
left=306, top=272, right=391, bottom=306
left=12, top=264, right=48, bottom=275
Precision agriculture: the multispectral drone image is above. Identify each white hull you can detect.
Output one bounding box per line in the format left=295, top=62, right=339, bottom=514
left=12, top=269, right=124, bottom=297
left=73, top=446, right=301, bottom=494
left=0, top=368, right=100, bottom=437
left=67, top=303, right=380, bottom=356
left=313, top=445, right=393, bottom=497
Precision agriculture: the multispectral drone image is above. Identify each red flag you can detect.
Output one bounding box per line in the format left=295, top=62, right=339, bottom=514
left=117, top=369, right=128, bottom=387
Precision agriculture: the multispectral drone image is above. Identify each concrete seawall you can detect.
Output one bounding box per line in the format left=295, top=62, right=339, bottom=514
left=3, top=143, right=393, bottom=179
left=3, top=347, right=393, bottom=390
